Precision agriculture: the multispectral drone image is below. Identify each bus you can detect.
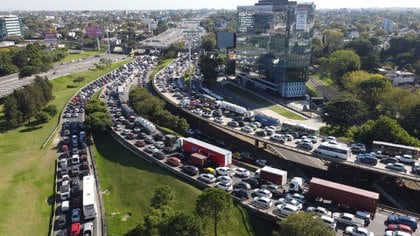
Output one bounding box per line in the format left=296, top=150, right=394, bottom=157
left=315, top=142, right=351, bottom=160
left=83, top=175, right=97, bottom=220
left=280, top=122, right=319, bottom=137
left=372, top=141, right=419, bottom=159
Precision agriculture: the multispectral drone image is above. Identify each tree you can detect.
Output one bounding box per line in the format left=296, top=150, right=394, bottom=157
left=14, top=88, right=37, bottom=122
left=150, top=186, right=174, bottom=209
left=84, top=112, right=112, bottom=132
left=320, top=49, right=361, bottom=84
left=354, top=116, right=420, bottom=148
left=162, top=211, right=205, bottom=236
left=3, top=95, right=21, bottom=127
left=135, top=205, right=174, bottom=236
left=341, top=71, right=386, bottom=92
left=36, top=111, right=50, bottom=123
left=345, top=39, right=380, bottom=71
left=201, top=33, right=216, bottom=51
left=199, top=56, right=218, bottom=86
left=43, top=104, right=57, bottom=117
left=85, top=100, right=108, bottom=114
left=195, top=188, right=233, bottom=236
left=401, top=103, right=420, bottom=139
left=323, top=30, right=344, bottom=54
left=357, top=77, right=392, bottom=115
left=0, top=51, right=18, bottom=76
left=176, top=118, right=190, bottom=133
left=321, top=94, right=368, bottom=132
left=277, top=212, right=335, bottom=236
left=73, top=76, right=85, bottom=85
left=19, top=65, right=41, bottom=78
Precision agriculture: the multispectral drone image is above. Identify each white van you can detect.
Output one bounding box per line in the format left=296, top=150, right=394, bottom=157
left=61, top=200, right=70, bottom=212
left=71, top=154, right=80, bottom=165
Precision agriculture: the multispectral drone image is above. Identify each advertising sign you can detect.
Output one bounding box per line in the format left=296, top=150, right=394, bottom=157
left=217, top=32, right=236, bottom=49
left=296, top=10, right=308, bottom=30
left=86, top=27, right=103, bottom=37
left=44, top=32, right=57, bottom=43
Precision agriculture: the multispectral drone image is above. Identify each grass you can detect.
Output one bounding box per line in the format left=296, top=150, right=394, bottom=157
left=223, top=83, right=306, bottom=120
left=306, top=84, right=320, bottom=97
left=315, top=73, right=334, bottom=86
left=150, top=58, right=175, bottom=79
left=60, top=50, right=103, bottom=63
left=0, top=58, right=132, bottom=236
left=93, top=133, right=275, bottom=236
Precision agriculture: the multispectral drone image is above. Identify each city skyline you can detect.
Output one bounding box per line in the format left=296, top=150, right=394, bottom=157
left=2, top=0, right=420, bottom=11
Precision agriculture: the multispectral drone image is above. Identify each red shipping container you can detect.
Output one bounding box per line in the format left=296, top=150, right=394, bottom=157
left=182, top=137, right=232, bottom=167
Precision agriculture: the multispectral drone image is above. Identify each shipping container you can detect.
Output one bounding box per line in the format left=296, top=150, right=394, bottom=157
left=181, top=137, right=232, bottom=167
left=188, top=153, right=208, bottom=168
left=260, top=166, right=287, bottom=186
left=164, top=134, right=177, bottom=147
left=308, top=177, right=379, bottom=215
left=254, top=114, right=280, bottom=126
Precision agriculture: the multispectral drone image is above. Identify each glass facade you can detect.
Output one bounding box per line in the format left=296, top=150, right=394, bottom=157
left=236, top=0, right=315, bottom=98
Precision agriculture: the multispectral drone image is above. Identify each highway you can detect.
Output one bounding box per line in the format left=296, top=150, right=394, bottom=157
left=0, top=53, right=127, bottom=98
left=138, top=28, right=185, bottom=48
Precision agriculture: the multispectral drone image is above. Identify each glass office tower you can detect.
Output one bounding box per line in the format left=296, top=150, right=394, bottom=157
left=236, top=0, right=315, bottom=98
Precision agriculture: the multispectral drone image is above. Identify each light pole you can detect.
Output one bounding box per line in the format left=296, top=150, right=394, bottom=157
left=106, top=29, right=111, bottom=67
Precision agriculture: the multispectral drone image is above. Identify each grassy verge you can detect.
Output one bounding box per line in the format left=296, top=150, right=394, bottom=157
left=223, top=83, right=306, bottom=120
left=315, top=73, right=334, bottom=86
left=93, top=133, right=272, bottom=236
left=306, top=84, right=320, bottom=97
left=60, top=50, right=103, bottom=63
left=149, top=58, right=175, bottom=79
left=0, top=59, right=132, bottom=235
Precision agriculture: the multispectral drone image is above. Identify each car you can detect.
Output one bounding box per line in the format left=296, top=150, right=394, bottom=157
left=386, top=224, right=413, bottom=234
left=385, top=163, right=407, bottom=173
left=297, top=142, right=313, bottom=151
left=252, top=196, right=273, bottom=208
left=255, top=159, right=271, bottom=167
left=306, top=206, right=332, bottom=217
left=58, top=214, right=67, bottom=228
left=227, top=121, right=239, bottom=127
left=322, top=136, right=336, bottom=142
left=412, top=163, right=420, bottom=175
left=344, top=226, right=374, bottom=236
left=396, top=154, right=416, bottom=165
left=270, top=134, right=284, bottom=142
left=261, top=183, right=281, bottom=193
left=70, top=222, right=81, bottom=236
left=215, top=167, right=232, bottom=176
left=357, top=154, right=378, bottom=166
left=145, top=145, right=159, bottom=154
left=333, top=212, right=363, bottom=227
left=166, top=157, right=181, bottom=167
left=71, top=208, right=81, bottom=223
left=152, top=151, right=166, bottom=160
left=290, top=193, right=306, bottom=203
left=203, top=167, right=216, bottom=175
left=241, top=126, right=254, bottom=133
left=234, top=182, right=252, bottom=190
left=216, top=181, right=233, bottom=192
left=83, top=222, right=94, bottom=236
left=252, top=188, right=272, bottom=198
left=144, top=136, right=155, bottom=144
left=274, top=203, right=299, bottom=216
left=232, top=189, right=251, bottom=199
left=350, top=143, right=366, bottom=153
left=214, top=117, right=223, bottom=123
left=72, top=184, right=81, bottom=196
left=242, top=178, right=260, bottom=188
left=71, top=196, right=81, bottom=208
left=321, top=215, right=337, bottom=230
left=384, top=230, right=411, bottom=236
left=216, top=175, right=232, bottom=183
left=385, top=215, right=417, bottom=232
left=154, top=141, right=165, bottom=149
left=380, top=156, right=398, bottom=164
left=277, top=198, right=303, bottom=209
left=198, top=173, right=216, bottom=183
left=233, top=167, right=250, bottom=178
left=181, top=165, right=199, bottom=176
left=135, top=140, right=146, bottom=147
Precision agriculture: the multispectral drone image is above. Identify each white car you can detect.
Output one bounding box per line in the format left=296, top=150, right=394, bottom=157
left=277, top=198, right=303, bottom=210
left=214, top=117, right=223, bottom=124
left=333, top=212, right=362, bottom=227
left=234, top=167, right=250, bottom=178
left=396, top=154, right=415, bottom=165
left=384, top=230, right=411, bottom=236
left=215, top=167, right=232, bottom=176
left=198, top=173, right=216, bottom=183
left=320, top=215, right=336, bottom=230
left=344, top=226, right=374, bottom=236
left=275, top=203, right=299, bottom=216
left=145, top=145, right=159, bottom=154
left=154, top=141, right=165, bottom=149
left=241, top=126, right=253, bottom=133
left=252, top=188, right=273, bottom=198
left=252, top=196, right=273, bottom=208
left=270, top=134, right=284, bottom=142
left=291, top=193, right=306, bottom=203
left=306, top=206, right=332, bottom=217
left=216, top=175, right=232, bottom=183
left=216, top=181, right=233, bottom=192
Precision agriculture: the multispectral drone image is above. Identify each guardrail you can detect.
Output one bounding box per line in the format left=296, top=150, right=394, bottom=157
left=48, top=160, right=58, bottom=236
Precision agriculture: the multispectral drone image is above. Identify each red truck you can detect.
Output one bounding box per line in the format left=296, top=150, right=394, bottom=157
left=308, top=177, right=379, bottom=215
left=180, top=137, right=232, bottom=167
left=259, top=166, right=287, bottom=186
left=188, top=153, right=208, bottom=168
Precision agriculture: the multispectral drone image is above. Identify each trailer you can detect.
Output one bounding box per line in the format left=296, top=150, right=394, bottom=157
left=308, top=177, right=379, bottom=215
left=254, top=114, right=280, bottom=126
left=216, top=101, right=254, bottom=118
left=180, top=137, right=232, bottom=167
left=260, top=166, right=287, bottom=186
left=135, top=117, right=156, bottom=134
left=188, top=153, right=208, bottom=168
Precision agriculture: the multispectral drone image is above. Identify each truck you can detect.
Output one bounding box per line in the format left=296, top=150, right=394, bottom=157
left=254, top=114, right=280, bottom=127
left=135, top=117, right=156, bottom=134
left=289, top=177, right=304, bottom=192
left=188, top=153, right=208, bottom=168
left=308, top=177, right=379, bottom=215
left=216, top=101, right=254, bottom=118
left=259, top=166, right=287, bottom=186
left=179, top=137, right=232, bottom=167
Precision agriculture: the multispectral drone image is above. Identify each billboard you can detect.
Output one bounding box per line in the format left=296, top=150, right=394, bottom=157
left=296, top=10, right=308, bottom=30
left=86, top=26, right=103, bottom=37
left=44, top=32, right=57, bottom=43
left=216, top=32, right=236, bottom=49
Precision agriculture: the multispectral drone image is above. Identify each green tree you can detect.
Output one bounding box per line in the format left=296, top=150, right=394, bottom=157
left=277, top=212, right=335, bottom=236
left=320, top=49, right=361, bottom=84
left=401, top=103, right=420, bottom=139
left=323, top=30, right=344, bottom=54
left=195, top=188, right=233, bottom=236
left=201, top=33, right=216, bottom=51
left=176, top=118, right=190, bottom=133
left=11, top=49, right=28, bottom=69
left=73, top=76, right=86, bottom=85
left=3, top=95, right=21, bottom=127
left=19, top=65, right=41, bottom=78
left=36, top=111, right=50, bottom=123
left=345, top=39, right=380, bottom=71
left=199, top=56, right=218, bottom=86
left=162, top=211, right=205, bottom=236
left=43, top=104, right=57, bottom=117
left=341, top=71, right=386, bottom=92
left=84, top=112, right=112, bottom=132
left=34, top=76, right=53, bottom=102
left=150, top=186, right=174, bottom=209
left=354, top=116, right=420, bottom=148
left=0, top=51, right=18, bottom=76
left=357, top=77, right=392, bottom=115
left=135, top=205, right=174, bottom=236
left=322, top=94, right=368, bottom=132
left=14, top=88, right=37, bottom=122
left=85, top=100, right=108, bottom=114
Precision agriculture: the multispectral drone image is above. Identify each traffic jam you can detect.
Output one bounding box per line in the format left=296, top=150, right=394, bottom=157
left=101, top=54, right=418, bottom=236
left=154, top=55, right=420, bottom=180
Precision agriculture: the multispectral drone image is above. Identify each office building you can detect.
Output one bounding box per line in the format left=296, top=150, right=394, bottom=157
left=236, top=0, right=315, bottom=98
left=0, top=15, right=24, bottom=38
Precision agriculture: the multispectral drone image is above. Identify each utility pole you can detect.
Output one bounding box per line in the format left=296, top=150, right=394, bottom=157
left=106, top=29, right=111, bottom=67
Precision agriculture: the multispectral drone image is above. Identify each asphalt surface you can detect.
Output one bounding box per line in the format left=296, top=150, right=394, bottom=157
left=0, top=53, right=127, bottom=97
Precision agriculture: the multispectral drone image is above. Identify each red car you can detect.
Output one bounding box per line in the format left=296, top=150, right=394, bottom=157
left=135, top=140, right=146, bottom=147
left=167, top=157, right=181, bottom=167
left=386, top=224, right=413, bottom=234
left=70, top=222, right=80, bottom=236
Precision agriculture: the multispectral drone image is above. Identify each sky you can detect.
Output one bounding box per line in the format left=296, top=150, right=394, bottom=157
left=2, top=0, right=420, bottom=11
